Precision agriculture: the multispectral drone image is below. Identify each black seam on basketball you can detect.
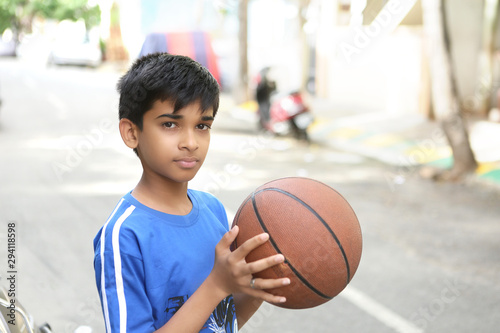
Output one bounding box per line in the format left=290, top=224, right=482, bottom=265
left=268, top=178, right=359, bottom=224
left=255, top=187, right=351, bottom=285
left=307, top=179, right=360, bottom=224
left=232, top=196, right=252, bottom=249
left=251, top=192, right=333, bottom=300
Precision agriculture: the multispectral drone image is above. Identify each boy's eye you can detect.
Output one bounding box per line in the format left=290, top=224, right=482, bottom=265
left=197, top=124, right=211, bottom=130
left=162, top=122, right=176, bottom=128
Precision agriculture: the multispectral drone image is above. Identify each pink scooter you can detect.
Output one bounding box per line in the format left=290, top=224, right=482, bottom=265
left=255, top=68, right=313, bottom=142
left=268, top=91, right=313, bottom=142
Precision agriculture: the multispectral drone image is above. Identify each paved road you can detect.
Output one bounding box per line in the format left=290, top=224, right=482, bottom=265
left=0, top=58, right=499, bottom=332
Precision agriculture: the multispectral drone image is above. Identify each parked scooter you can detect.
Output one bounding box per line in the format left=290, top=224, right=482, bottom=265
left=1, top=285, right=93, bottom=333
left=0, top=286, right=52, bottom=333
left=255, top=67, right=313, bottom=142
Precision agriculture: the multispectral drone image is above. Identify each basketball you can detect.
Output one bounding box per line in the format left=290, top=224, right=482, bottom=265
left=231, top=177, right=362, bottom=309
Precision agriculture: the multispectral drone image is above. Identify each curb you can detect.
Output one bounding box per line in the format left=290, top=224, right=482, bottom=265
left=229, top=99, right=500, bottom=189
left=308, top=115, right=500, bottom=188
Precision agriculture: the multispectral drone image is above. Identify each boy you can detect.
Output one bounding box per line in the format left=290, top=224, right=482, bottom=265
left=93, top=53, right=290, bottom=333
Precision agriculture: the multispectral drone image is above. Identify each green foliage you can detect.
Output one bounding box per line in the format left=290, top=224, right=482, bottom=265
left=0, top=0, right=24, bottom=34
left=0, top=0, right=100, bottom=36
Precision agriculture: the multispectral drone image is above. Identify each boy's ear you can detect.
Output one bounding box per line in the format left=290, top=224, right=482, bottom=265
left=119, top=118, right=140, bottom=149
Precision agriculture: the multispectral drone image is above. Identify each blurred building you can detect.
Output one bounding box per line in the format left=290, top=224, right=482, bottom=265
left=313, top=0, right=492, bottom=119
left=106, top=0, right=497, bottom=119
left=106, top=0, right=239, bottom=89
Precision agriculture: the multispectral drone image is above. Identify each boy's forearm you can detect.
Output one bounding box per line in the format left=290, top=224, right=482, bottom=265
left=233, top=293, right=264, bottom=329
left=154, top=274, right=228, bottom=333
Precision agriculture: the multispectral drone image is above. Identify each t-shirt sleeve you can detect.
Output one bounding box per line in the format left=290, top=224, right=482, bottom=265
left=94, top=239, right=156, bottom=332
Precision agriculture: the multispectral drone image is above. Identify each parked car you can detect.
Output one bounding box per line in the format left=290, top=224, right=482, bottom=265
left=0, top=29, right=16, bottom=57
left=48, top=36, right=102, bottom=67
left=0, top=38, right=16, bottom=57
left=47, top=21, right=102, bottom=68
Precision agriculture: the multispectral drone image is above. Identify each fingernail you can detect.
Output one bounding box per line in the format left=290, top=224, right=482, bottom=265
left=283, top=278, right=291, bottom=285
left=279, top=297, right=286, bottom=303
left=275, top=254, right=284, bottom=263
left=260, top=233, right=269, bottom=241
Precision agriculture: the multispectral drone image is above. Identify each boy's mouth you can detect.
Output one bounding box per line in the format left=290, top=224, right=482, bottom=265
left=175, top=157, right=198, bottom=169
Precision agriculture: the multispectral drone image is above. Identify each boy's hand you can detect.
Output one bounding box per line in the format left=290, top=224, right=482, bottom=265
left=210, top=226, right=290, bottom=304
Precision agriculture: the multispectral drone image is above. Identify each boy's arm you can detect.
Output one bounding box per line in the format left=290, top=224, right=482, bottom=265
left=233, top=293, right=264, bottom=328
left=95, top=252, right=157, bottom=333
left=155, top=226, right=289, bottom=333
left=154, top=273, right=230, bottom=333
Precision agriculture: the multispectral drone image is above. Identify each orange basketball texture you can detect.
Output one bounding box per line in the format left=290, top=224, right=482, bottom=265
left=232, top=177, right=362, bottom=309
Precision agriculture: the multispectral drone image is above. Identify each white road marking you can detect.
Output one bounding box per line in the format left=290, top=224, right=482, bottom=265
left=47, top=92, right=67, bottom=119
left=340, top=286, right=424, bottom=333
left=227, top=207, right=423, bottom=333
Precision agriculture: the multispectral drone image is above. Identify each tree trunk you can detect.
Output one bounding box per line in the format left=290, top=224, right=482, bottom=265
left=475, top=0, right=499, bottom=115
left=298, top=0, right=311, bottom=93
left=421, top=0, right=478, bottom=181
left=236, top=0, right=249, bottom=104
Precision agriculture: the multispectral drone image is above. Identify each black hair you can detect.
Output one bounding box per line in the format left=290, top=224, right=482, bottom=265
left=117, top=52, right=220, bottom=129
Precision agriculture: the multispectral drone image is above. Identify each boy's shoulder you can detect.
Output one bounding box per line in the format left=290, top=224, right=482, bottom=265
left=93, top=189, right=228, bottom=257
left=188, top=188, right=221, bottom=206
left=93, top=193, right=142, bottom=255
left=188, top=189, right=227, bottom=220
left=99, top=190, right=225, bottom=234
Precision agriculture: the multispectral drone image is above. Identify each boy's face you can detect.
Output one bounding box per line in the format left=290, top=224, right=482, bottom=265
left=135, top=99, right=214, bottom=185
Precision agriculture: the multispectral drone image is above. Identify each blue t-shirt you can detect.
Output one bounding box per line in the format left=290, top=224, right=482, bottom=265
left=93, top=190, right=238, bottom=332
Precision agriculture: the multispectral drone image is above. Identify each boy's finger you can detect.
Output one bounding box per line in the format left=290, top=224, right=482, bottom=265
left=232, top=232, right=269, bottom=259
left=246, top=253, right=285, bottom=275
left=249, top=289, right=287, bottom=305
left=217, top=226, right=239, bottom=249
left=250, top=277, right=290, bottom=291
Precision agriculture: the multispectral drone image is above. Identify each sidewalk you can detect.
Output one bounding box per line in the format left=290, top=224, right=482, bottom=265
left=307, top=97, right=500, bottom=187
left=226, top=94, right=500, bottom=188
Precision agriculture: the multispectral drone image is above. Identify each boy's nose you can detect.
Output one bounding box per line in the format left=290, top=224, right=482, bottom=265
left=179, top=129, right=199, bottom=151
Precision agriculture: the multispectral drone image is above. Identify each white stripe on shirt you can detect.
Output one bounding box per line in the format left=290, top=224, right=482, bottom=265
left=99, top=199, right=135, bottom=333
left=100, top=198, right=124, bottom=333
left=112, top=205, right=135, bottom=333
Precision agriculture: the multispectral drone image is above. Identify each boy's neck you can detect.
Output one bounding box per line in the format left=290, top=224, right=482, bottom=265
left=131, top=175, right=192, bottom=216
